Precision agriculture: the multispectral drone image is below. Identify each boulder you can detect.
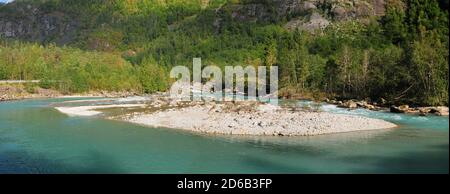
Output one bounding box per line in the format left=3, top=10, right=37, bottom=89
left=356, top=101, right=366, bottom=107
left=338, top=100, right=358, bottom=109
left=332, top=6, right=347, bottom=20
left=302, top=1, right=317, bottom=11
left=418, top=108, right=430, bottom=116
left=365, top=104, right=377, bottom=110
left=390, top=105, right=409, bottom=113
left=429, top=106, right=449, bottom=116
left=399, top=105, right=409, bottom=110
left=390, top=105, right=404, bottom=113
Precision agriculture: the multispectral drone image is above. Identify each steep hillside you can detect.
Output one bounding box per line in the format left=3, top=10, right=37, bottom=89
left=0, top=0, right=388, bottom=46
left=0, top=0, right=448, bottom=106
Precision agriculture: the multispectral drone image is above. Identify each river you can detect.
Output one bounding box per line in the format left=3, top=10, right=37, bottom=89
left=0, top=98, right=448, bottom=173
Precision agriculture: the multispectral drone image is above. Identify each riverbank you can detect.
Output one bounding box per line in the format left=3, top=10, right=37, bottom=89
left=279, top=87, right=449, bottom=117
left=326, top=99, right=449, bottom=116
left=0, top=84, right=138, bottom=101
left=0, top=84, right=61, bottom=101
left=119, top=100, right=397, bottom=136
left=3, top=83, right=448, bottom=118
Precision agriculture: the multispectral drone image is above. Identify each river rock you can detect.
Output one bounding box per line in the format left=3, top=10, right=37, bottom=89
left=338, top=100, right=358, bottom=109
left=390, top=105, right=410, bottom=113
left=127, top=100, right=397, bottom=136
left=429, top=106, right=449, bottom=116
left=365, top=104, right=377, bottom=110
left=390, top=105, right=404, bottom=113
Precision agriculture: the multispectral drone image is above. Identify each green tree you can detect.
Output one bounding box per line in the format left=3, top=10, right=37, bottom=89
left=382, top=1, right=407, bottom=44
left=410, top=31, right=449, bottom=105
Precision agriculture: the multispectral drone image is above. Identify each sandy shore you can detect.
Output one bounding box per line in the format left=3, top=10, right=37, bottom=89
left=124, top=102, right=397, bottom=136
left=55, top=104, right=146, bottom=116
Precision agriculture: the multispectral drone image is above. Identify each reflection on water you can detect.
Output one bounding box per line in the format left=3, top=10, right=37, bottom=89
left=0, top=98, right=448, bottom=173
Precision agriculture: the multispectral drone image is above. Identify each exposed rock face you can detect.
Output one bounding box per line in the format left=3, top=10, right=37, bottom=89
left=216, top=0, right=306, bottom=23
left=372, top=0, right=386, bottom=16
left=0, top=0, right=387, bottom=43
left=284, top=12, right=330, bottom=32
left=214, top=0, right=385, bottom=32
left=0, top=3, right=79, bottom=44
left=224, top=0, right=385, bottom=20
left=331, top=0, right=382, bottom=20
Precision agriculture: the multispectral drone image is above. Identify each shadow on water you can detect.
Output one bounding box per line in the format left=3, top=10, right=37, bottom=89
left=0, top=149, right=125, bottom=174
left=247, top=143, right=327, bottom=157
left=340, top=143, right=449, bottom=174
left=211, top=129, right=393, bottom=156
left=240, top=155, right=311, bottom=173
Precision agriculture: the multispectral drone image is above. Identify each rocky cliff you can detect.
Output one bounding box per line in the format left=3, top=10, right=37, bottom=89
left=0, top=0, right=387, bottom=44
left=0, top=2, right=79, bottom=44
left=215, top=0, right=386, bottom=32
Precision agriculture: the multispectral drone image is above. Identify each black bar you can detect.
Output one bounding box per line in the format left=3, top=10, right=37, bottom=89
left=0, top=174, right=448, bottom=193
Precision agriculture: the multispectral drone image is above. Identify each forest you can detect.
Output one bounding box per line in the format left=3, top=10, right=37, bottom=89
left=0, top=0, right=448, bottom=106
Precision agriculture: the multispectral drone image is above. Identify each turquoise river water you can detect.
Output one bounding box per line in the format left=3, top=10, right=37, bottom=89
left=0, top=98, right=448, bottom=173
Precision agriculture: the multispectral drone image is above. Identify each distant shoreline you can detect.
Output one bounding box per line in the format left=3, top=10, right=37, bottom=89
left=2, top=82, right=448, bottom=117
left=0, top=84, right=138, bottom=102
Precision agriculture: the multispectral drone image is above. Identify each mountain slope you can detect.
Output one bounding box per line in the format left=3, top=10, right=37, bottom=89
left=0, top=0, right=388, bottom=46
left=0, top=0, right=448, bottom=106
